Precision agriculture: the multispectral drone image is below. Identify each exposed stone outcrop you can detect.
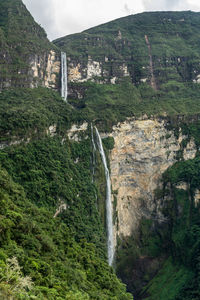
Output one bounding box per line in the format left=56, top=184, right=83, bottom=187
left=67, top=122, right=88, bottom=141
left=47, top=124, right=57, bottom=137
left=0, top=50, right=60, bottom=91
left=53, top=200, right=67, bottom=218
left=175, top=182, right=188, bottom=190
left=194, top=189, right=200, bottom=207
left=67, top=56, right=130, bottom=84
left=183, top=138, right=196, bottom=160
left=0, top=137, right=31, bottom=149
left=145, top=35, right=157, bottom=90
left=104, top=117, right=197, bottom=245
left=29, top=50, right=60, bottom=89
left=0, top=124, right=58, bottom=149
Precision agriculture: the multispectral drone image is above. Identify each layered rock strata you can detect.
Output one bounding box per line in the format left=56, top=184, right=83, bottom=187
left=107, top=117, right=196, bottom=244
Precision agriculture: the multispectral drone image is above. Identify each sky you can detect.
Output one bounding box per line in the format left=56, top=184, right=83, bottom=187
left=22, top=0, right=200, bottom=41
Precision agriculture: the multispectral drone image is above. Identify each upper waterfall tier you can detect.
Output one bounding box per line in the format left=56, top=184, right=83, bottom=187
left=61, top=52, right=68, bottom=101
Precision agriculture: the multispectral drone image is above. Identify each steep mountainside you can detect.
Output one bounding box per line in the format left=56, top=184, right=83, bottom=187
left=53, top=11, right=200, bottom=300
left=54, top=11, right=200, bottom=89
left=0, top=0, right=60, bottom=90
left=1, top=4, right=200, bottom=300
left=0, top=88, right=133, bottom=299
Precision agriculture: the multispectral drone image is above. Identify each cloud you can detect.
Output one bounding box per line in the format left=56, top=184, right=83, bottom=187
left=23, top=0, right=144, bottom=40
left=23, top=0, right=56, bottom=39
left=124, top=3, right=131, bottom=15
left=142, top=0, right=200, bottom=11
left=142, top=0, right=181, bottom=11
left=22, top=0, right=200, bottom=41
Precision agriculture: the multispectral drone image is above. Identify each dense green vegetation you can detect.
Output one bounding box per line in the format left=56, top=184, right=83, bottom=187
left=3, top=81, right=200, bottom=136
left=0, top=0, right=51, bottom=50
left=54, top=11, right=200, bottom=86
left=2, top=85, right=200, bottom=298
left=0, top=0, right=58, bottom=89
left=0, top=86, right=133, bottom=299
left=115, top=122, right=200, bottom=299
left=2, top=2, right=200, bottom=299
left=68, top=79, right=200, bottom=131
left=0, top=166, right=132, bottom=299
left=0, top=87, right=73, bottom=140
left=146, top=154, right=200, bottom=300
left=0, top=137, right=106, bottom=250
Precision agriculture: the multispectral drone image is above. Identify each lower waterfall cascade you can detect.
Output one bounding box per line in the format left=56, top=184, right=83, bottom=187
left=91, top=124, right=96, bottom=183
left=95, top=126, right=114, bottom=266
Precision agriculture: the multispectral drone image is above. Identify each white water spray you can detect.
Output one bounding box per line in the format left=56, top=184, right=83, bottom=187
left=61, top=52, right=68, bottom=101
left=95, top=127, right=114, bottom=266
left=91, top=124, right=96, bottom=182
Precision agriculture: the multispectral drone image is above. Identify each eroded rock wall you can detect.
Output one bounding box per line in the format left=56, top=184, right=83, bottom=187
left=0, top=50, right=60, bottom=91
left=68, top=56, right=130, bottom=84
left=106, top=117, right=196, bottom=245
left=29, top=50, right=60, bottom=89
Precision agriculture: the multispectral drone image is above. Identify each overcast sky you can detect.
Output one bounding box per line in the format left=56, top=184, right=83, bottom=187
left=22, top=0, right=200, bottom=41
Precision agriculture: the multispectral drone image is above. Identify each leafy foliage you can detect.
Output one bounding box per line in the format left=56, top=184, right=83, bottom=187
left=0, top=85, right=133, bottom=298
left=67, top=80, right=200, bottom=131
left=0, top=256, right=33, bottom=299
left=0, top=0, right=57, bottom=89
left=0, top=87, right=73, bottom=140
left=143, top=126, right=200, bottom=299
left=0, top=166, right=133, bottom=299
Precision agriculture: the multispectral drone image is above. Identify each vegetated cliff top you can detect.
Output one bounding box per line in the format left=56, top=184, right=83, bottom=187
left=54, top=11, right=200, bottom=86
left=54, top=10, right=200, bottom=58
left=0, top=0, right=58, bottom=90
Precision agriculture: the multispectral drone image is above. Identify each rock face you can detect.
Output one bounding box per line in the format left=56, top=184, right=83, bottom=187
left=0, top=43, right=61, bottom=90
left=67, top=122, right=88, bottom=141
left=106, top=117, right=196, bottom=244
left=0, top=50, right=60, bottom=91
left=0, top=0, right=61, bottom=91
left=29, top=50, right=60, bottom=89
left=67, top=56, right=130, bottom=84
left=54, top=11, right=200, bottom=88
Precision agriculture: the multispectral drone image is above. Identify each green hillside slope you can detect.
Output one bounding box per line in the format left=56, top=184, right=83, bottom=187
left=0, top=0, right=58, bottom=90
left=54, top=11, right=200, bottom=87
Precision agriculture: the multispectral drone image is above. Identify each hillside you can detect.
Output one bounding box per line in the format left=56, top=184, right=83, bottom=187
left=52, top=11, right=200, bottom=132
left=54, top=11, right=200, bottom=87
left=0, top=0, right=60, bottom=90
left=1, top=5, right=200, bottom=300
left=0, top=88, right=133, bottom=299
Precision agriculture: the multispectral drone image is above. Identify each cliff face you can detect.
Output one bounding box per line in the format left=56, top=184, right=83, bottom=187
left=106, top=117, right=196, bottom=244
left=0, top=0, right=60, bottom=90
left=67, top=55, right=130, bottom=84
left=28, top=50, right=60, bottom=89
left=54, top=11, right=200, bottom=92
left=65, top=117, right=198, bottom=251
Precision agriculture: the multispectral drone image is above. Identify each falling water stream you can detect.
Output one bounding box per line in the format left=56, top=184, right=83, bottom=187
left=91, top=124, right=96, bottom=182
left=95, top=126, right=114, bottom=266
left=61, top=52, right=68, bottom=101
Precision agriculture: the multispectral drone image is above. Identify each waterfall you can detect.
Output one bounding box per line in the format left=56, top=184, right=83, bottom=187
left=91, top=124, right=96, bottom=182
left=61, top=52, right=68, bottom=101
left=95, top=126, right=114, bottom=266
